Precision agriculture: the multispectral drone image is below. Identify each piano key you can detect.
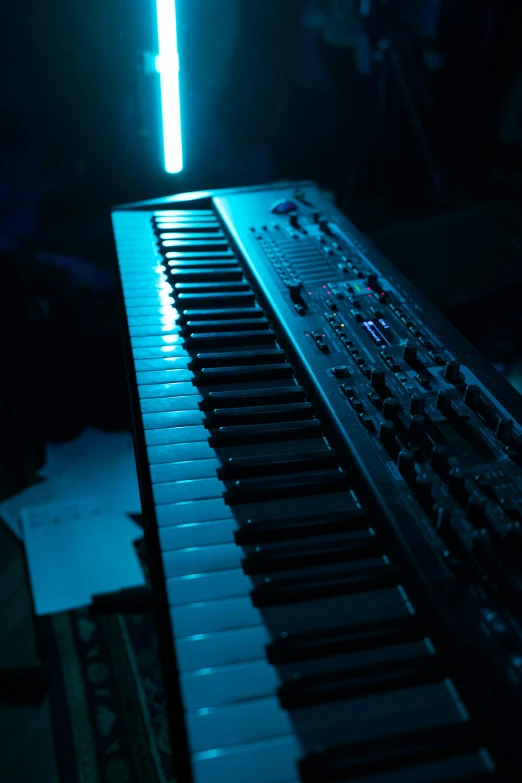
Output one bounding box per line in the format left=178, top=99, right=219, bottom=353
left=123, top=295, right=174, bottom=307
left=136, top=369, right=193, bottom=386
left=210, top=420, right=322, bottom=447
left=133, top=346, right=190, bottom=361
left=129, top=324, right=182, bottom=339
left=188, top=331, right=277, bottom=348
left=219, top=446, right=337, bottom=479
left=138, top=382, right=199, bottom=399
left=266, top=615, right=423, bottom=664
left=345, top=756, right=498, bottom=783
left=191, top=349, right=287, bottom=370
left=186, top=680, right=459, bottom=753
left=166, top=251, right=236, bottom=261
left=128, top=316, right=180, bottom=329
left=148, top=440, right=218, bottom=465
left=200, top=385, right=305, bottom=408
left=159, top=232, right=223, bottom=240
left=176, top=626, right=272, bottom=671
left=180, top=640, right=433, bottom=710
left=242, top=530, right=379, bottom=573
left=161, top=519, right=237, bottom=553
left=192, top=735, right=301, bottom=783
left=177, top=291, right=256, bottom=308
left=141, top=395, right=203, bottom=414
left=163, top=549, right=388, bottom=602
left=179, top=307, right=264, bottom=320
left=234, top=509, right=368, bottom=545
left=156, top=496, right=235, bottom=527
left=142, top=408, right=204, bottom=429
left=153, top=476, right=223, bottom=505
left=278, top=654, right=446, bottom=709
left=170, top=587, right=410, bottom=637
left=130, top=335, right=187, bottom=349
left=126, top=304, right=176, bottom=316
left=163, top=543, right=243, bottom=578
left=298, top=722, right=483, bottom=782
left=195, top=363, right=292, bottom=385
left=183, top=318, right=271, bottom=333
left=134, top=357, right=190, bottom=372
left=169, top=269, right=244, bottom=282
left=225, top=468, right=350, bottom=504
left=150, top=458, right=220, bottom=484
left=174, top=282, right=251, bottom=294
left=161, top=239, right=229, bottom=250
left=208, top=402, right=313, bottom=428
left=251, top=561, right=396, bottom=607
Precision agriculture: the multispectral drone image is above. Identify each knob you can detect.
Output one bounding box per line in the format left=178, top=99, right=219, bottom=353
left=288, top=212, right=299, bottom=228
left=430, top=444, right=449, bottom=475
left=367, top=273, right=379, bottom=289
left=415, top=473, right=434, bottom=511
left=444, top=359, right=461, bottom=383
left=466, top=496, right=487, bottom=526
left=379, top=420, right=397, bottom=454
left=289, top=280, right=304, bottom=304
left=370, top=367, right=387, bottom=394
left=496, top=417, right=514, bottom=444
left=402, top=342, right=417, bottom=364
left=436, top=389, right=452, bottom=414
left=409, top=394, right=425, bottom=415
left=383, top=397, right=400, bottom=420
left=448, top=468, right=469, bottom=505
left=463, top=384, right=480, bottom=408
left=408, top=414, right=425, bottom=439
left=431, top=502, right=451, bottom=532
left=397, top=449, right=416, bottom=478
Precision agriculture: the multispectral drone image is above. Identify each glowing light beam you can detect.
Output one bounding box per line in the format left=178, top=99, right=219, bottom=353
left=156, top=0, right=182, bottom=173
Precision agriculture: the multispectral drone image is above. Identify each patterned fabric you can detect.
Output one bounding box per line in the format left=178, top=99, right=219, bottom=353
left=42, top=601, right=175, bottom=783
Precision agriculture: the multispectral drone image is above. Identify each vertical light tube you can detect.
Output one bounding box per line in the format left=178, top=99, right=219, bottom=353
left=156, top=0, right=182, bottom=173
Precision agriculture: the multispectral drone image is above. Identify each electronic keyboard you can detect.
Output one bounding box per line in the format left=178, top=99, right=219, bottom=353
left=112, top=181, right=522, bottom=783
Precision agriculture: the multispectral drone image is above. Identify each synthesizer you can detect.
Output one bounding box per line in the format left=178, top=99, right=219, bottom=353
left=112, top=181, right=522, bottom=783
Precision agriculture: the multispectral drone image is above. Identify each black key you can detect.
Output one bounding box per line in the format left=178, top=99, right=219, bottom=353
left=218, top=446, right=337, bottom=479
left=167, top=259, right=239, bottom=268
left=226, top=469, right=350, bottom=505
left=299, top=722, right=478, bottom=782
left=210, top=419, right=323, bottom=447
left=267, top=615, right=423, bottom=664
left=161, top=239, right=229, bottom=251
left=183, top=319, right=270, bottom=334
left=208, top=402, right=313, bottom=428
left=166, top=250, right=236, bottom=261
left=179, top=307, right=264, bottom=322
left=242, top=529, right=379, bottom=572
left=234, top=509, right=367, bottom=546
left=191, top=349, right=286, bottom=370
left=278, top=652, right=445, bottom=709
left=169, top=268, right=243, bottom=282
left=187, top=330, right=276, bottom=348
left=195, top=363, right=293, bottom=385
left=200, top=385, right=304, bottom=410
left=177, top=291, right=256, bottom=307
left=251, top=561, right=396, bottom=606
left=174, top=281, right=251, bottom=293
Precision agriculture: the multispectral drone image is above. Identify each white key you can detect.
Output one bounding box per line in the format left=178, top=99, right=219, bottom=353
left=142, top=396, right=203, bottom=414
left=134, top=357, right=191, bottom=372
left=156, top=497, right=234, bottom=526
left=176, top=626, right=270, bottom=671
left=151, top=458, right=219, bottom=485
left=160, top=518, right=234, bottom=551
left=165, top=568, right=250, bottom=605
left=145, top=426, right=209, bottom=447
left=186, top=696, right=293, bottom=752
left=180, top=658, right=278, bottom=709
left=163, top=543, right=242, bottom=578
left=192, top=735, right=300, bottom=783
left=139, top=382, right=198, bottom=399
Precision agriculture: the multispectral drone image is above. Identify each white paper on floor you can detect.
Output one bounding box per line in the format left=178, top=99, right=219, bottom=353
left=0, top=429, right=141, bottom=539
left=21, top=499, right=145, bottom=615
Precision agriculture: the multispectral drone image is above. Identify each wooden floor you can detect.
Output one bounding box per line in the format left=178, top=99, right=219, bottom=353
left=0, top=522, right=58, bottom=783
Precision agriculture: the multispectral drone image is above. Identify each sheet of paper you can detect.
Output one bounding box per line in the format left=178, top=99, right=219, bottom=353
left=1, top=429, right=141, bottom=539
left=21, top=499, right=145, bottom=616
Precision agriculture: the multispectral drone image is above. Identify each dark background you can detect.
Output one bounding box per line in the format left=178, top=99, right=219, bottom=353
left=2, top=0, right=522, bottom=495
